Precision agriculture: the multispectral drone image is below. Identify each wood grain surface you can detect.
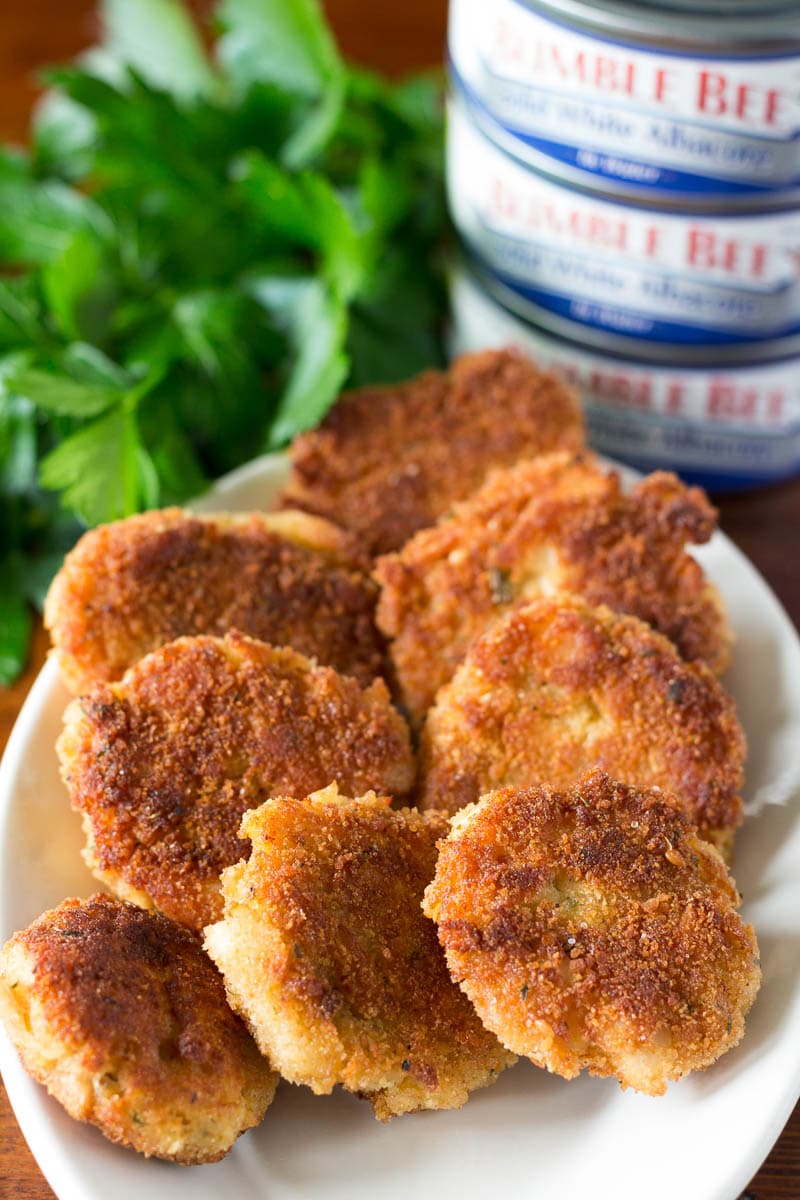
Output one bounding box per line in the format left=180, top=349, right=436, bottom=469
left=0, top=3, right=798, bottom=1199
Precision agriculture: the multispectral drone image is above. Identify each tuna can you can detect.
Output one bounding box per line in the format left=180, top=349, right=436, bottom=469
left=447, top=97, right=800, bottom=347
left=449, top=0, right=800, bottom=203
left=462, top=250, right=800, bottom=365
left=449, top=260, right=800, bottom=491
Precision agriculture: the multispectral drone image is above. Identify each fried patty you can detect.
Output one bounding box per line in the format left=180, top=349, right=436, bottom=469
left=423, top=772, right=761, bottom=1095
left=280, top=349, right=584, bottom=556
left=45, top=507, right=386, bottom=695
left=416, top=597, right=745, bottom=854
left=375, top=453, right=731, bottom=724
left=204, top=784, right=515, bottom=1120
left=0, top=895, right=276, bottom=1163
left=58, top=633, right=415, bottom=931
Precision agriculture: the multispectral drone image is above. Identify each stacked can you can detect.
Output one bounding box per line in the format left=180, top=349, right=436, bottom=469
left=446, top=0, right=800, bottom=490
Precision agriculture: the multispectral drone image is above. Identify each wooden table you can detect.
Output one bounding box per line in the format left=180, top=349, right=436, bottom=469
left=0, top=3, right=798, bottom=1198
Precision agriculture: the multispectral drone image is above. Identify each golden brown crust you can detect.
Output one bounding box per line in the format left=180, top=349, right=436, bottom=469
left=280, top=349, right=584, bottom=556
left=416, top=596, right=745, bottom=848
left=423, top=772, right=761, bottom=1095
left=204, top=786, right=514, bottom=1119
left=45, top=507, right=385, bottom=695
left=58, top=633, right=415, bottom=931
left=375, top=453, right=731, bottom=724
left=0, top=895, right=276, bottom=1163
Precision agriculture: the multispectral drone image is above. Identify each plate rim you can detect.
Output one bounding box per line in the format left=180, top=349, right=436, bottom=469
left=1, top=450, right=800, bottom=1200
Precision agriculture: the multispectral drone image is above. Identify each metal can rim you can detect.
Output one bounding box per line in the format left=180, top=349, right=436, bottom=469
left=463, top=254, right=800, bottom=368
left=518, top=0, right=800, bottom=49
left=450, top=74, right=800, bottom=215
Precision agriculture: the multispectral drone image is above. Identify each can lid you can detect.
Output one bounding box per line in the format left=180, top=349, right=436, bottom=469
left=526, top=0, right=800, bottom=46
left=637, top=0, right=797, bottom=9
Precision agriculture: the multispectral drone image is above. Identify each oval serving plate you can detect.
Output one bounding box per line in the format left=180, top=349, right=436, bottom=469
left=1, top=452, right=800, bottom=1200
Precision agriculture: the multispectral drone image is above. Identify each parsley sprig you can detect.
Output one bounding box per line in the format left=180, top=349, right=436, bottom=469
left=0, top=0, right=447, bottom=684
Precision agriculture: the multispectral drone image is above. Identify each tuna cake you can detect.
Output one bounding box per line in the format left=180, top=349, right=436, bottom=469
left=0, top=895, right=276, bottom=1163
left=417, top=596, right=745, bottom=855
left=58, top=632, right=414, bottom=931
left=375, top=452, right=731, bottom=725
left=204, top=784, right=515, bottom=1120
left=280, top=348, right=584, bottom=557
left=423, top=772, right=761, bottom=1096
left=45, top=507, right=386, bottom=695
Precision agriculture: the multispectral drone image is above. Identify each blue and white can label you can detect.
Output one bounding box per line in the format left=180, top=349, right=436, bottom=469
left=449, top=0, right=800, bottom=199
left=448, top=100, right=800, bottom=346
left=449, top=264, right=800, bottom=489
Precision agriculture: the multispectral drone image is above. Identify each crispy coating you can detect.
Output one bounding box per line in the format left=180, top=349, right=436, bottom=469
left=416, top=597, right=745, bottom=852
left=204, top=785, right=515, bottom=1120
left=423, top=772, right=761, bottom=1095
left=45, top=507, right=386, bottom=695
left=58, top=633, right=414, bottom=931
left=280, top=349, right=584, bottom=557
left=375, top=453, right=731, bottom=724
left=0, top=895, right=276, bottom=1163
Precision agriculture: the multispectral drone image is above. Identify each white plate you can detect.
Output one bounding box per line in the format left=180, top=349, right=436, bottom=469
left=2, top=453, right=800, bottom=1200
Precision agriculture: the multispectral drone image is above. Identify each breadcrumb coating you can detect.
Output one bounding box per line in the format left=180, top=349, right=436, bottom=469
left=417, top=597, right=745, bottom=853
left=45, top=507, right=385, bottom=694
left=204, top=785, right=515, bottom=1120
left=280, top=349, right=584, bottom=556
left=423, top=772, right=761, bottom=1095
left=375, top=453, right=731, bottom=724
left=58, top=633, right=414, bottom=931
left=0, top=895, right=276, bottom=1163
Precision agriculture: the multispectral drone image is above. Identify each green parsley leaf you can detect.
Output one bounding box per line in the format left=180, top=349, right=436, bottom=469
left=32, top=90, right=97, bottom=181
left=218, top=0, right=345, bottom=166
left=233, top=152, right=366, bottom=299
left=298, top=173, right=366, bottom=300
left=232, top=150, right=323, bottom=245
left=136, top=442, right=161, bottom=509
left=0, top=556, right=32, bottom=685
left=0, top=178, right=108, bottom=266
left=0, top=279, right=47, bottom=352
left=7, top=369, right=119, bottom=418
left=59, top=343, right=133, bottom=389
left=217, top=0, right=342, bottom=99
left=19, top=508, right=84, bottom=611
left=169, top=287, right=280, bottom=467
left=0, top=147, right=29, bottom=176
left=282, top=78, right=344, bottom=169
left=42, top=228, right=117, bottom=344
left=0, top=390, right=37, bottom=496
left=138, top=402, right=208, bottom=504
left=358, top=156, right=412, bottom=240
left=101, top=0, right=218, bottom=101
left=250, top=275, right=348, bottom=448
left=347, top=246, right=445, bottom=385
left=23, top=551, right=70, bottom=611
left=39, top=405, right=144, bottom=524
left=384, top=73, right=444, bottom=136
